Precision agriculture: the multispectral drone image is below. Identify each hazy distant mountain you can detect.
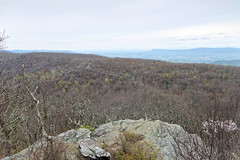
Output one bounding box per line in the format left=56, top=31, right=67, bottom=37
left=9, top=49, right=76, bottom=54
left=211, top=60, right=240, bottom=66
left=0, top=50, right=13, bottom=53
left=146, top=48, right=240, bottom=63
left=5, top=48, right=240, bottom=65
left=93, top=48, right=240, bottom=64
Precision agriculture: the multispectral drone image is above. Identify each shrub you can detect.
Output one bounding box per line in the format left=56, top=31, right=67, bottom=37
left=119, top=130, right=162, bottom=160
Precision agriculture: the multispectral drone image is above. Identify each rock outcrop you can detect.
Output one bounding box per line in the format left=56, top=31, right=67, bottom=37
left=92, top=119, right=205, bottom=160
left=2, top=119, right=205, bottom=160
left=2, top=128, right=110, bottom=160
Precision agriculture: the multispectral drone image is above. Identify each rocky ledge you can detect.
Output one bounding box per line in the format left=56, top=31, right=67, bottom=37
left=2, top=119, right=205, bottom=160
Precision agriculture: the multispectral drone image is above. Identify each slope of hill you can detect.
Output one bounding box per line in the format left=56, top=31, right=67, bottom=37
left=0, top=52, right=239, bottom=159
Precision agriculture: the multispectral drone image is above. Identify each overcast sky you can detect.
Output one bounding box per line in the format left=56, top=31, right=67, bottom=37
left=1, top=0, right=240, bottom=50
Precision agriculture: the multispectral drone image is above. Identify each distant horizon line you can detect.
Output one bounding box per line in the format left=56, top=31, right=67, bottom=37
left=5, top=47, right=240, bottom=52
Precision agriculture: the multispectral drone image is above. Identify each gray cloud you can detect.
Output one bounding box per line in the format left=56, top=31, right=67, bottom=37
left=1, top=0, right=240, bottom=50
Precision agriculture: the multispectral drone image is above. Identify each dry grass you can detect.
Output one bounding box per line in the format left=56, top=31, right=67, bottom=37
left=117, top=130, right=162, bottom=160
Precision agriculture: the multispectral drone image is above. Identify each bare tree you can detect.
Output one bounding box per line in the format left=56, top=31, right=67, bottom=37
left=21, top=64, right=52, bottom=140
left=0, top=30, right=8, bottom=50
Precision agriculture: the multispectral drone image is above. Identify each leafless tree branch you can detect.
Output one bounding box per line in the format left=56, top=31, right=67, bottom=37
left=0, top=30, right=9, bottom=50
left=21, top=64, right=52, bottom=140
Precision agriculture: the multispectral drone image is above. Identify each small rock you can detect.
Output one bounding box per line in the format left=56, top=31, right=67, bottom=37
left=78, top=138, right=111, bottom=159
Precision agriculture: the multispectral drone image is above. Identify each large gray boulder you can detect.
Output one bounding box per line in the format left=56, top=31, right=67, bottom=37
left=92, top=119, right=205, bottom=160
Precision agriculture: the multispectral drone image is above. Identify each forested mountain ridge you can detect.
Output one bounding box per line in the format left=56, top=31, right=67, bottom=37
left=0, top=52, right=239, bottom=159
